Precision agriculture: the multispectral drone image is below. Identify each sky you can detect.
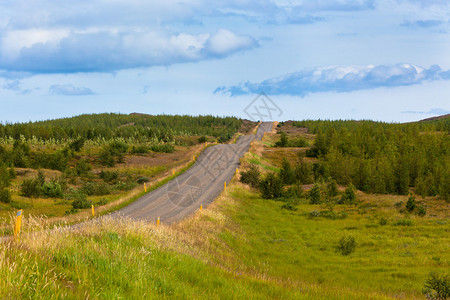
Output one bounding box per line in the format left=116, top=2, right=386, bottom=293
left=0, top=0, right=449, bottom=123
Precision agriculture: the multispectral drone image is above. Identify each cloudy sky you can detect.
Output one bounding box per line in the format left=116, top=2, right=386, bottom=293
left=1, top=0, right=449, bottom=123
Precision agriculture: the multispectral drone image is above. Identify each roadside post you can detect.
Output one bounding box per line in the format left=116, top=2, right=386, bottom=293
left=14, top=209, right=23, bottom=237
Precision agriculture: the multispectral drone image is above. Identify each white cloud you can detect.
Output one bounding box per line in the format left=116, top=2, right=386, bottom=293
left=215, top=64, right=449, bottom=96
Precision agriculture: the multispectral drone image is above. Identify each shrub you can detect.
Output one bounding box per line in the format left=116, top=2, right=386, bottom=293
left=108, top=141, right=129, bottom=154
left=280, top=158, right=295, bottom=184
left=99, top=148, right=116, bottom=167
left=8, top=166, right=16, bottom=179
left=0, top=188, right=11, bottom=203
left=131, top=145, right=149, bottom=154
left=309, top=183, right=322, bottom=204
left=283, top=183, right=303, bottom=199
left=75, top=158, right=92, bottom=176
left=82, top=182, right=111, bottom=196
left=340, top=183, right=357, bottom=205
left=0, top=165, right=10, bottom=188
left=259, top=173, right=284, bottom=199
left=379, top=216, right=389, bottom=226
left=137, top=176, right=150, bottom=184
left=198, top=136, right=207, bottom=143
left=240, top=164, right=261, bottom=188
left=69, top=138, right=85, bottom=152
left=150, top=144, right=174, bottom=153
left=71, top=191, right=91, bottom=209
left=100, top=170, right=119, bottom=182
left=288, top=138, right=309, bottom=147
left=327, top=179, right=339, bottom=198
left=41, top=180, right=64, bottom=198
left=20, top=178, right=41, bottom=198
left=416, top=206, right=427, bottom=217
left=422, top=272, right=449, bottom=300
left=336, top=235, right=356, bottom=256
left=406, top=194, right=416, bottom=212
left=275, top=131, right=288, bottom=147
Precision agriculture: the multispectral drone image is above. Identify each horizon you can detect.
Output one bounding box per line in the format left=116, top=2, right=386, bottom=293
left=1, top=111, right=448, bottom=126
left=1, top=1, right=449, bottom=123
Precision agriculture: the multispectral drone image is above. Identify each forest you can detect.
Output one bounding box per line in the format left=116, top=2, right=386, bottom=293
left=0, top=113, right=242, bottom=144
left=277, top=117, right=449, bottom=199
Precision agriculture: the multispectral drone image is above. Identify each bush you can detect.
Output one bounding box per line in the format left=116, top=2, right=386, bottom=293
left=280, top=158, right=294, bottom=184
left=283, top=183, right=303, bottom=199
left=288, top=138, right=309, bottom=147
left=416, top=206, right=427, bottom=217
left=69, top=138, right=85, bottom=152
left=20, top=178, right=41, bottom=198
left=41, top=180, right=64, bottom=198
left=0, top=188, right=11, bottom=204
left=336, top=235, right=356, bottom=256
left=327, top=179, right=339, bottom=198
left=8, top=166, right=16, bottom=179
left=71, top=191, right=91, bottom=209
left=379, top=216, right=389, bottom=226
left=82, top=182, right=111, bottom=196
left=275, top=132, right=288, bottom=147
left=150, top=144, right=174, bottom=153
left=406, top=194, right=416, bottom=212
left=240, top=164, right=261, bottom=188
left=259, top=173, right=284, bottom=199
left=339, top=183, right=357, bottom=205
left=0, top=165, right=10, bottom=188
left=100, top=170, right=119, bottom=182
left=99, top=148, right=116, bottom=167
left=198, top=136, right=207, bottom=143
left=75, top=158, right=92, bottom=176
left=131, top=145, right=149, bottom=154
left=309, top=183, right=322, bottom=204
left=137, top=176, right=150, bottom=184
left=422, top=272, right=449, bottom=300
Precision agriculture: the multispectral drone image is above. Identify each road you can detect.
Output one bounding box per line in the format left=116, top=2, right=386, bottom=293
left=113, top=122, right=273, bottom=224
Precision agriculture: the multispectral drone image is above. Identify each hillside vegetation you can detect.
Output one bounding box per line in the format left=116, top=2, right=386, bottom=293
left=1, top=116, right=449, bottom=299
left=0, top=114, right=251, bottom=226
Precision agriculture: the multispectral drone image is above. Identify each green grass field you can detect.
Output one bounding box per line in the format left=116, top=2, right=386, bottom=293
left=2, top=179, right=448, bottom=299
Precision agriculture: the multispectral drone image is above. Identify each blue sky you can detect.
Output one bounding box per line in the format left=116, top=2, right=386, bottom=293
left=1, top=0, right=449, bottom=123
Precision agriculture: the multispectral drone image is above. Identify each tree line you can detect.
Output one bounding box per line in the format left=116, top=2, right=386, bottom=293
left=0, top=113, right=243, bottom=143
left=288, top=118, right=449, bottom=199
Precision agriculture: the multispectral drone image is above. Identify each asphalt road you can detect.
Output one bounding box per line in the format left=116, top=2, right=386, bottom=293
left=113, top=122, right=273, bottom=224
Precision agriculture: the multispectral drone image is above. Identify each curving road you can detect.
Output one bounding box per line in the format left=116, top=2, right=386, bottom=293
left=113, top=122, right=273, bottom=224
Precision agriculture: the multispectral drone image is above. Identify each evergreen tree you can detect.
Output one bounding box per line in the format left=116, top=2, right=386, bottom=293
left=309, top=182, right=322, bottom=204
left=340, top=183, right=357, bottom=205
left=280, top=158, right=294, bottom=184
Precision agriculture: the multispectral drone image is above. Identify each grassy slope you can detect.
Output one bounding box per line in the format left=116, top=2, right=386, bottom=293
left=1, top=128, right=449, bottom=299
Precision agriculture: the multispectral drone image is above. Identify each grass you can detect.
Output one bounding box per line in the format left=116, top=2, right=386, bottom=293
left=3, top=180, right=447, bottom=299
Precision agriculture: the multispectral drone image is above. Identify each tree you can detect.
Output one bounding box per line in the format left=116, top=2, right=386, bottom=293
left=0, top=188, right=11, bottom=204
left=259, top=173, right=283, bottom=199
left=280, top=158, right=294, bottom=184
left=0, top=165, right=11, bottom=188
left=275, top=131, right=288, bottom=147
left=327, top=179, right=339, bottom=198
left=240, top=163, right=261, bottom=188
left=294, top=157, right=313, bottom=184
left=340, top=183, right=357, bottom=205
left=309, top=182, right=321, bottom=204
left=405, top=194, right=416, bottom=212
